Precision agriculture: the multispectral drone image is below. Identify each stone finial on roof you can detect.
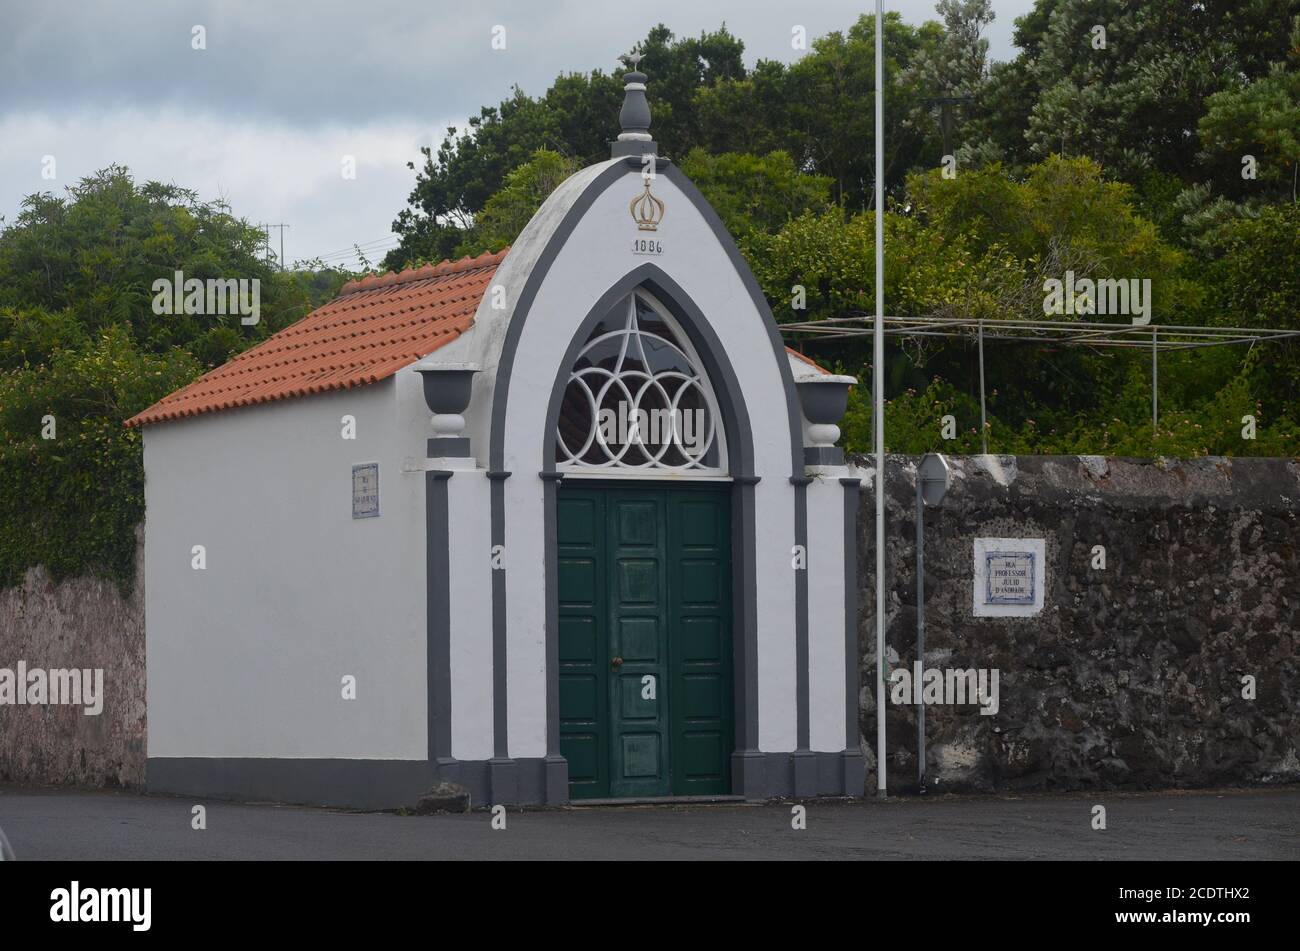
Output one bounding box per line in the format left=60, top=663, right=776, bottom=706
left=612, top=53, right=658, bottom=158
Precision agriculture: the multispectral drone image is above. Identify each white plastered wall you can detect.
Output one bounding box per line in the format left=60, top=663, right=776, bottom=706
left=144, top=378, right=429, bottom=759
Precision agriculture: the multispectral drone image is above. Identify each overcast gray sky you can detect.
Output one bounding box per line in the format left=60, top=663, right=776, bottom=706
left=0, top=0, right=1035, bottom=270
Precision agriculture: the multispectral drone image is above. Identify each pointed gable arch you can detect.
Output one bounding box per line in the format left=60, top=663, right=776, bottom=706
left=542, top=264, right=753, bottom=477
left=486, top=158, right=803, bottom=480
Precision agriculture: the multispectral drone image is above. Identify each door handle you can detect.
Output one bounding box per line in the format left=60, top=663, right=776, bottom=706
left=611, top=656, right=624, bottom=669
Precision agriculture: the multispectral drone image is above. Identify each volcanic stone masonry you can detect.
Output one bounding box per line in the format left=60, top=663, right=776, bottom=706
left=855, top=454, right=1300, bottom=794
left=0, top=526, right=146, bottom=788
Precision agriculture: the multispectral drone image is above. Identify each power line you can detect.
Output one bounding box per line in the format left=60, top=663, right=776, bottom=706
left=316, top=242, right=400, bottom=261
left=312, top=238, right=402, bottom=264
left=313, top=235, right=401, bottom=259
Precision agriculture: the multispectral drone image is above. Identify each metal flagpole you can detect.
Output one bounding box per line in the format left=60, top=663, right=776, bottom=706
left=874, top=0, right=888, bottom=799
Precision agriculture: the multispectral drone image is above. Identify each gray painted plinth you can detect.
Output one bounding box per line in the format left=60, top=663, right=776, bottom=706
left=149, top=757, right=560, bottom=811
left=149, top=751, right=865, bottom=809
left=733, top=750, right=863, bottom=800
left=148, top=758, right=436, bottom=811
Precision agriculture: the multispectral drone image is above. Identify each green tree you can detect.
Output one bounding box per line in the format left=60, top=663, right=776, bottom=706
left=977, top=0, right=1299, bottom=184
left=454, top=149, right=581, bottom=258
left=678, top=149, right=833, bottom=240
left=1199, top=203, right=1300, bottom=411
left=748, top=206, right=1019, bottom=327
left=0, top=327, right=200, bottom=588
left=905, top=0, right=1001, bottom=169
left=907, top=155, right=1190, bottom=317
left=0, top=168, right=336, bottom=587
left=1198, top=16, right=1300, bottom=204
left=696, top=12, right=941, bottom=209
left=0, top=166, right=314, bottom=365
left=385, top=25, right=746, bottom=271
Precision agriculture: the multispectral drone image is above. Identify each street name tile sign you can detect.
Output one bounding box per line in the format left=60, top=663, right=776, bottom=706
left=973, top=537, right=1045, bottom=617
left=352, top=463, right=379, bottom=519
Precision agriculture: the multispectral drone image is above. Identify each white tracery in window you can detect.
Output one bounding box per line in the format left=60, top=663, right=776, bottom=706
left=556, top=291, right=725, bottom=473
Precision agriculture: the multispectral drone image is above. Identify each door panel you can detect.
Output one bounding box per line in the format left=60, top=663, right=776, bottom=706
left=557, top=491, right=607, bottom=799
left=667, top=489, right=732, bottom=795
left=608, top=492, right=670, bottom=797
left=557, top=483, right=731, bottom=799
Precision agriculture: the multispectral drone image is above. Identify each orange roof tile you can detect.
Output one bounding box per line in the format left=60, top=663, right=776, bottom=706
left=786, top=347, right=832, bottom=375
left=126, top=248, right=509, bottom=428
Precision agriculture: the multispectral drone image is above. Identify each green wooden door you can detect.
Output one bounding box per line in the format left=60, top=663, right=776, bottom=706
left=558, top=484, right=732, bottom=799
left=666, top=489, right=733, bottom=796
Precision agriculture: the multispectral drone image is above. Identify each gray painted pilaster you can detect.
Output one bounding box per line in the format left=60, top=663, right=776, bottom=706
left=487, top=469, right=515, bottom=802
left=426, top=469, right=454, bottom=767
left=731, top=474, right=764, bottom=798
left=539, top=470, right=570, bottom=804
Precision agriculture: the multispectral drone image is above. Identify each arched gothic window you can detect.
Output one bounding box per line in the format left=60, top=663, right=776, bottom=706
left=556, top=290, right=725, bottom=474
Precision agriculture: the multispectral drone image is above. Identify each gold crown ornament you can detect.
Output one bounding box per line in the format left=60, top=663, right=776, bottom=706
left=629, top=179, right=665, bottom=231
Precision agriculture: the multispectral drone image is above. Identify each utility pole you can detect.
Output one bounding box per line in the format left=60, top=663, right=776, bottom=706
left=268, top=223, right=289, bottom=272
left=874, top=0, right=887, bottom=800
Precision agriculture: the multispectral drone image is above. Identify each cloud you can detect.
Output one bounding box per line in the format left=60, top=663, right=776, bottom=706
left=0, top=0, right=1035, bottom=269
left=1, top=0, right=1032, bottom=125
left=0, top=108, right=444, bottom=268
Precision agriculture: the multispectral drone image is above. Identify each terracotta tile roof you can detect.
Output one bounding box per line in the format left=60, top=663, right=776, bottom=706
left=786, top=347, right=832, bottom=375
left=126, top=248, right=509, bottom=428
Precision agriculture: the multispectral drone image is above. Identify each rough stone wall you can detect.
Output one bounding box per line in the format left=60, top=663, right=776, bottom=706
left=0, top=526, right=145, bottom=788
left=854, top=455, right=1300, bottom=794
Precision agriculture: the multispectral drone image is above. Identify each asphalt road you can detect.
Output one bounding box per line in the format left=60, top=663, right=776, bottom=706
left=2, top=785, right=1297, bottom=860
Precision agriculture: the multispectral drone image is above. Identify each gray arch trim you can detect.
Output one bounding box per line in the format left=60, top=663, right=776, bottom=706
left=488, top=157, right=804, bottom=476
left=483, top=157, right=807, bottom=799
left=488, top=160, right=630, bottom=473
left=537, top=266, right=767, bottom=797
left=539, top=264, right=755, bottom=478
left=535, top=265, right=760, bottom=766
left=660, top=163, right=804, bottom=478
